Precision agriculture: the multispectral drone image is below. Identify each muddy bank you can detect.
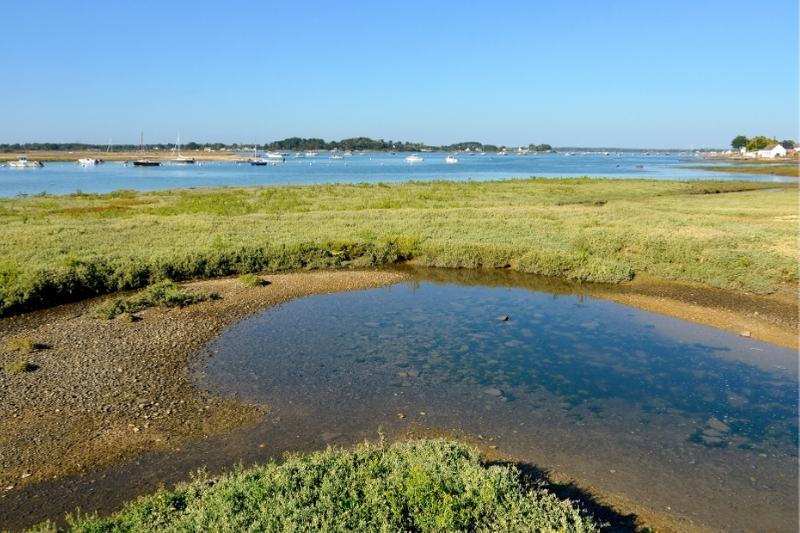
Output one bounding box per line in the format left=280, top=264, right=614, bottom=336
left=597, top=273, right=798, bottom=351
left=0, top=270, right=408, bottom=493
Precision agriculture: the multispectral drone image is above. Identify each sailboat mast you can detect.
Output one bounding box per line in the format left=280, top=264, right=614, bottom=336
left=140, top=131, right=144, bottom=153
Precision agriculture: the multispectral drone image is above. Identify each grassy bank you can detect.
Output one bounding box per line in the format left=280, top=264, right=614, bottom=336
left=687, top=164, right=799, bottom=177
left=0, top=178, right=797, bottom=316
left=27, top=440, right=598, bottom=532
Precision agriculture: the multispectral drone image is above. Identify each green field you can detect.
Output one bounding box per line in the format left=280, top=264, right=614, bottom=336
left=0, top=178, right=797, bottom=316
left=28, top=440, right=598, bottom=532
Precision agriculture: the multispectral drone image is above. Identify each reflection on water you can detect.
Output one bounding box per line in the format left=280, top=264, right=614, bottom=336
left=196, top=269, right=798, bottom=531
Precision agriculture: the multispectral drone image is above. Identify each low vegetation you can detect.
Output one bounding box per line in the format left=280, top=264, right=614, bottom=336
left=4, top=337, right=41, bottom=354
left=28, top=440, right=598, bottom=532
left=691, top=164, right=799, bottom=178
left=93, top=280, right=218, bottom=319
left=238, top=273, right=270, bottom=287
left=4, top=360, right=38, bottom=374
left=0, top=178, right=797, bottom=316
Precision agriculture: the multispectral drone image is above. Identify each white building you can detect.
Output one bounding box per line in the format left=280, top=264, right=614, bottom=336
left=755, top=143, right=787, bottom=158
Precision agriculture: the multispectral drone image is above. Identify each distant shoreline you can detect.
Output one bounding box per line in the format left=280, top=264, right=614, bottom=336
left=0, top=147, right=723, bottom=163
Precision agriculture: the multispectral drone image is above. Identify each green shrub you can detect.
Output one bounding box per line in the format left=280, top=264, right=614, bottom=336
left=4, top=360, right=37, bottom=374
left=33, top=440, right=598, bottom=532
left=93, top=281, right=218, bottom=319
left=4, top=337, right=43, bottom=354
left=238, top=273, right=269, bottom=287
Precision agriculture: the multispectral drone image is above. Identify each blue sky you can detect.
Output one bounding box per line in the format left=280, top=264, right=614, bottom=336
left=1, top=0, right=797, bottom=148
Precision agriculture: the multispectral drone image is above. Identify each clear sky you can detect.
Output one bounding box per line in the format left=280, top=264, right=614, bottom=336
left=2, top=0, right=797, bottom=148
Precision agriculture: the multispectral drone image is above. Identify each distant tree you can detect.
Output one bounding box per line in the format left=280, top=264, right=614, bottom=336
left=529, top=143, right=552, bottom=152
left=731, top=135, right=748, bottom=150
left=780, top=139, right=795, bottom=149
left=745, top=136, right=775, bottom=152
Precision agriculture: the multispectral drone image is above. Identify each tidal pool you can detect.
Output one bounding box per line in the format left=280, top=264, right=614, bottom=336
left=195, top=268, right=798, bottom=532
left=4, top=269, right=796, bottom=532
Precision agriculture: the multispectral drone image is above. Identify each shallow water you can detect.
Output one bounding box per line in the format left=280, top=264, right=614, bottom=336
left=3, top=269, right=797, bottom=531
left=195, top=269, right=798, bottom=531
left=0, top=152, right=790, bottom=197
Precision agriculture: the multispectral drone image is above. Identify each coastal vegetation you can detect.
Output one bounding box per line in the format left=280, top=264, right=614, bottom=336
left=27, top=440, right=598, bottom=532
left=5, top=337, right=41, bottom=354
left=0, top=178, right=796, bottom=317
left=238, top=273, right=270, bottom=287
left=4, top=360, right=38, bottom=375
left=92, top=280, right=218, bottom=319
left=687, top=164, right=799, bottom=177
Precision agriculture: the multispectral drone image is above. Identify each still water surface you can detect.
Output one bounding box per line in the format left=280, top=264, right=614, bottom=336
left=3, top=270, right=796, bottom=531
left=197, top=269, right=798, bottom=531
left=0, top=152, right=790, bottom=197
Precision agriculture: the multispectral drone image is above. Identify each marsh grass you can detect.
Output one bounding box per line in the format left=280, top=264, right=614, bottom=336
left=4, top=360, right=38, bottom=374
left=238, top=273, right=270, bottom=287
left=1, top=178, right=796, bottom=316
left=686, top=164, right=800, bottom=177
left=93, top=281, right=219, bottom=319
left=4, top=337, right=45, bottom=354
left=28, top=440, right=598, bottom=532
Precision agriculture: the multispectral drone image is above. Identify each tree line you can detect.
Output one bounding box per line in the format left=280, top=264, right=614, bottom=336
left=0, top=138, right=553, bottom=153
left=731, top=135, right=795, bottom=152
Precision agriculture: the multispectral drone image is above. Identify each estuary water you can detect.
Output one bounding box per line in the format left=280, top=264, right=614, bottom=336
left=0, top=151, right=790, bottom=197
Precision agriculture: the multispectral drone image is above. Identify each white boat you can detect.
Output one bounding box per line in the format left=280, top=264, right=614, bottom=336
left=497, top=150, right=509, bottom=156
left=445, top=155, right=459, bottom=164
left=78, top=158, right=99, bottom=166
left=330, top=154, right=344, bottom=160
left=305, top=151, right=318, bottom=157
left=404, top=154, right=423, bottom=163
left=266, top=152, right=285, bottom=162
left=7, top=156, right=43, bottom=168
left=170, top=135, right=195, bottom=164
left=293, top=152, right=305, bottom=158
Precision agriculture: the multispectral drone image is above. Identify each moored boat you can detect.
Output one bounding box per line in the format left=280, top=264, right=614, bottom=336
left=78, top=158, right=100, bottom=166
left=170, top=136, right=195, bottom=164
left=6, top=156, right=44, bottom=168
left=134, top=131, right=161, bottom=166
left=445, top=155, right=459, bottom=164
left=404, top=154, right=423, bottom=163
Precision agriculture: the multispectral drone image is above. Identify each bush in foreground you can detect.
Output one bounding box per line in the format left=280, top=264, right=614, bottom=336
left=32, top=440, right=598, bottom=532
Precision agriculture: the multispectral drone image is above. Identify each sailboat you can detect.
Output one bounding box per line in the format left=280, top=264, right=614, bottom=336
left=170, top=135, right=195, bottom=164
left=133, top=132, right=160, bottom=166
left=249, top=145, right=269, bottom=166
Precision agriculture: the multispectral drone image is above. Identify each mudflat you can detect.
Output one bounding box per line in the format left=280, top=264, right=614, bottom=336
left=0, top=270, right=407, bottom=492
